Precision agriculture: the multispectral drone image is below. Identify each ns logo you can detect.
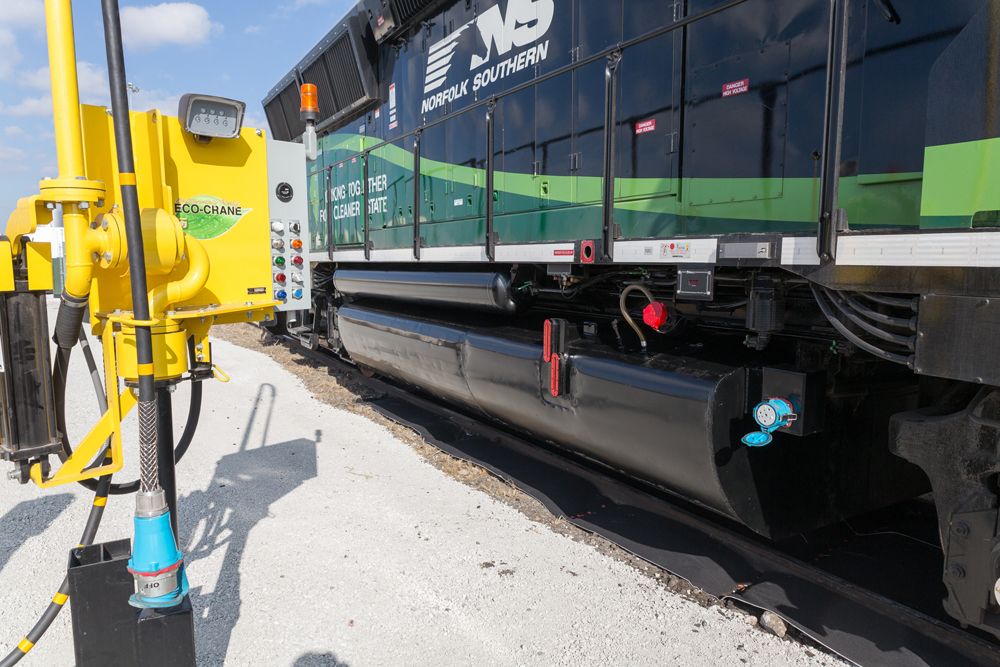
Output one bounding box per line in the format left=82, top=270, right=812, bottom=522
left=470, top=0, right=555, bottom=69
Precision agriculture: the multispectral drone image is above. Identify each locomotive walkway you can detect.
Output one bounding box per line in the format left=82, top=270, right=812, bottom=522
left=0, top=309, right=841, bottom=666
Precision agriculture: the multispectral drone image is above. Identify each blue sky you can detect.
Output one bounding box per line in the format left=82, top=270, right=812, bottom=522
left=0, top=0, right=355, bottom=218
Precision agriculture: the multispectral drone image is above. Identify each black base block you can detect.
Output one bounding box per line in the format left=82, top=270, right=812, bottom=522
left=67, top=539, right=195, bottom=667
left=137, top=598, right=197, bottom=667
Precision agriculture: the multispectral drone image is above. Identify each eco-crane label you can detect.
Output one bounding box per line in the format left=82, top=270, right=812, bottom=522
left=174, top=195, right=252, bottom=240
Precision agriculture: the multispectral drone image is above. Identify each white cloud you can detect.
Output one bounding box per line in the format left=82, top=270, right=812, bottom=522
left=0, top=144, right=28, bottom=161
left=0, top=96, right=53, bottom=116
left=121, top=3, right=223, bottom=51
left=244, top=25, right=262, bottom=34
left=4, top=126, right=25, bottom=138
left=130, top=90, right=181, bottom=115
left=0, top=28, right=22, bottom=81
left=20, top=62, right=110, bottom=105
left=0, top=1, right=45, bottom=29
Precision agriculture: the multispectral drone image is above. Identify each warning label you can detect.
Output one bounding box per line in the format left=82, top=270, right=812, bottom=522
left=660, top=242, right=691, bottom=259
left=723, top=79, right=750, bottom=97
left=635, top=119, right=656, bottom=135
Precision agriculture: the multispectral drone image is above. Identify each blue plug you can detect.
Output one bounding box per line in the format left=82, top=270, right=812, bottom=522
left=742, top=397, right=798, bottom=447
left=128, top=494, right=189, bottom=609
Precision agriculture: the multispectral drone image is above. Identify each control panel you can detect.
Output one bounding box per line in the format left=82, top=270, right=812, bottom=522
left=266, top=139, right=311, bottom=311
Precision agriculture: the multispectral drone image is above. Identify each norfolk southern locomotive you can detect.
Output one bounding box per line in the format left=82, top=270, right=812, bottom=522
left=264, top=0, right=1000, bottom=636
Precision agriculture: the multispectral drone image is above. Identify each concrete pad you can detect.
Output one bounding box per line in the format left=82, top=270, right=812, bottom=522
left=0, top=307, right=846, bottom=666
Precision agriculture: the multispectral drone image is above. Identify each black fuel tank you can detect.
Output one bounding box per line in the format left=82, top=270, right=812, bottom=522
left=336, top=305, right=927, bottom=538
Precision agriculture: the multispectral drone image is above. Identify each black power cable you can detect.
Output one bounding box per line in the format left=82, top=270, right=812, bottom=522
left=56, top=333, right=203, bottom=495
left=0, top=325, right=120, bottom=666
left=823, top=288, right=916, bottom=350
left=810, top=283, right=914, bottom=368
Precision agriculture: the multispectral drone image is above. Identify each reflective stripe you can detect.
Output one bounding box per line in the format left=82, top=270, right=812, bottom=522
left=136, top=363, right=154, bottom=375
left=93, top=497, right=107, bottom=507
left=18, top=639, right=33, bottom=652
left=53, top=593, right=69, bottom=605
left=119, top=172, right=137, bottom=186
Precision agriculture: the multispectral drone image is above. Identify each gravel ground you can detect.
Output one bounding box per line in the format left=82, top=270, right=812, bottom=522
left=0, top=313, right=849, bottom=666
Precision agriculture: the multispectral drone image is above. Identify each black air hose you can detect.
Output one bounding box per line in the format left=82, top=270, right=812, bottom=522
left=58, top=331, right=203, bottom=495
left=823, top=288, right=916, bottom=350
left=810, top=284, right=914, bottom=367
left=859, top=292, right=919, bottom=312
left=837, top=290, right=917, bottom=330
left=0, top=450, right=114, bottom=666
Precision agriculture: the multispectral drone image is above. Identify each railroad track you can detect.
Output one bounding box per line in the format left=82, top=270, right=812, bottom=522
left=277, top=333, right=1000, bottom=667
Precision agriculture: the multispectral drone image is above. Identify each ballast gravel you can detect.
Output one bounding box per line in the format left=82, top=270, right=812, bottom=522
left=0, top=314, right=849, bottom=666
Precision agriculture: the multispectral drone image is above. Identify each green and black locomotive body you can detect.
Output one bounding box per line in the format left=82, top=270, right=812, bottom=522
left=266, top=0, right=1000, bottom=635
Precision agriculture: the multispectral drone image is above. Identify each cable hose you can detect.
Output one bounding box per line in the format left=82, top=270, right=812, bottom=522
left=0, top=447, right=114, bottom=666
left=822, top=288, right=916, bottom=350
left=859, top=292, right=919, bottom=312
left=57, top=330, right=203, bottom=495
left=810, top=284, right=914, bottom=368
left=836, top=290, right=917, bottom=330
left=619, top=284, right=657, bottom=352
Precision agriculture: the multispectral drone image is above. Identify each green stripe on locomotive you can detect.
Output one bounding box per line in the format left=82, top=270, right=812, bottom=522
left=310, top=132, right=934, bottom=250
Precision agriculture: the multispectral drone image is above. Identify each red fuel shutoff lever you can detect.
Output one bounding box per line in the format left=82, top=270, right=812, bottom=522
left=643, top=302, right=671, bottom=330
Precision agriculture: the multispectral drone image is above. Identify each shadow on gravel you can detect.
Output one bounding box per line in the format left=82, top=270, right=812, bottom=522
left=0, top=494, right=74, bottom=576
left=176, top=383, right=319, bottom=663
left=292, top=652, right=350, bottom=666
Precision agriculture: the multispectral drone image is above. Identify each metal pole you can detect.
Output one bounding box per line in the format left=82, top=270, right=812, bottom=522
left=413, top=132, right=422, bottom=260
left=601, top=52, right=622, bottom=261
left=486, top=100, right=496, bottom=260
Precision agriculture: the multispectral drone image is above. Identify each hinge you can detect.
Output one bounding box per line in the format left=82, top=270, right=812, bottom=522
left=570, top=152, right=582, bottom=172
left=571, top=46, right=580, bottom=63
left=669, top=132, right=678, bottom=154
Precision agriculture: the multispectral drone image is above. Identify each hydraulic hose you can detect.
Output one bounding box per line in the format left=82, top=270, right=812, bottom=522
left=0, top=449, right=115, bottom=666
left=58, top=331, right=203, bottom=495
left=811, top=283, right=914, bottom=367
left=837, top=290, right=917, bottom=330
left=619, top=284, right=657, bottom=353
left=859, top=292, right=919, bottom=312
left=823, top=288, right=916, bottom=350
left=101, top=0, right=159, bottom=495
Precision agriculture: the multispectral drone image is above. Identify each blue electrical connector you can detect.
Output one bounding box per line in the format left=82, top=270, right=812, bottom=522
left=128, top=493, right=189, bottom=609
left=742, top=397, right=798, bottom=446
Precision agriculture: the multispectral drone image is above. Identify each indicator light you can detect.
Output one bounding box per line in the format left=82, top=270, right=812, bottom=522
left=643, top=302, right=671, bottom=330
left=291, top=273, right=304, bottom=284
left=300, top=84, right=319, bottom=115
left=291, top=256, right=304, bottom=267
left=274, top=256, right=286, bottom=267
left=289, top=222, right=301, bottom=233
left=274, top=273, right=286, bottom=282
left=271, top=221, right=284, bottom=233
left=276, top=290, right=287, bottom=300
left=293, top=289, right=303, bottom=299
left=291, top=239, right=303, bottom=250
left=272, top=239, right=285, bottom=250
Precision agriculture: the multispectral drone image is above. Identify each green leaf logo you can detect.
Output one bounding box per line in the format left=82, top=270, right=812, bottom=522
left=173, top=195, right=252, bottom=240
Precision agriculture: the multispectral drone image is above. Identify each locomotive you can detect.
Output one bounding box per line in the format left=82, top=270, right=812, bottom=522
left=264, top=0, right=1000, bottom=636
